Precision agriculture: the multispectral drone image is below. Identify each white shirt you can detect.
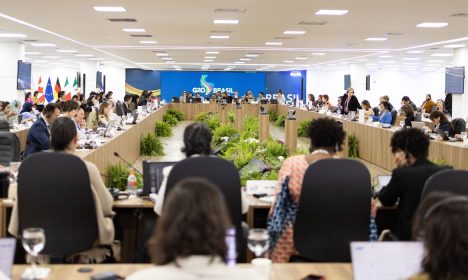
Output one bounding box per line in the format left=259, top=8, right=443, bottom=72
left=127, top=256, right=262, bottom=280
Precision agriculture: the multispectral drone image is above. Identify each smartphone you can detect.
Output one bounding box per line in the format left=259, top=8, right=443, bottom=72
left=301, top=274, right=325, bottom=280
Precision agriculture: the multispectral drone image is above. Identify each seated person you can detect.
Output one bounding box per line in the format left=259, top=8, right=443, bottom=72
left=97, top=101, right=112, bottom=127
left=409, top=192, right=468, bottom=280
left=377, top=128, right=451, bottom=240
left=269, top=118, right=345, bottom=262
left=123, top=94, right=132, bottom=115
left=257, top=92, right=265, bottom=102
left=72, top=94, right=81, bottom=105
left=180, top=91, right=188, bottom=103
left=421, top=94, right=436, bottom=114
left=128, top=178, right=261, bottom=280
left=449, top=118, right=466, bottom=139
left=154, top=122, right=248, bottom=216
left=20, top=102, right=36, bottom=122
left=74, top=105, right=87, bottom=133
left=331, top=97, right=343, bottom=113
left=431, top=99, right=449, bottom=115
left=306, top=94, right=315, bottom=110
left=401, top=96, right=418, bottom=111
left=401, top=104, right=415, bottom=128
left=24, top=103, right=61, bottom=158
left=320, top=94, right=331, bottom=109
left=0, top=102, right=17, bottom=124
left=61, top=100, right=79, bottom=118
left=9, top=117, right=115, bottom=262
left=361, top=100, right=374, bottom=119
left=429, top=111, right=450, bottom=133
left=194, top=92, right=205, bottom=102
left=380, top=95, right=394, bottom=111
left=371, top=101, right=393, bottom=124
left=276, top=91, right=286, bottom=105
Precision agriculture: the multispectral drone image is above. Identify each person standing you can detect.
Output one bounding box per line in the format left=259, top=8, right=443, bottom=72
left=342, top=87, right=362, bottom=114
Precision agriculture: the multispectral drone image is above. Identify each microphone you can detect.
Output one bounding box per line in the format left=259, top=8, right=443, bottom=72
left=113, top=152, right=143, bottom=176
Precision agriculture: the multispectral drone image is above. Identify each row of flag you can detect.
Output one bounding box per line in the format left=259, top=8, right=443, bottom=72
left=35, top=76, right=79, bottom=104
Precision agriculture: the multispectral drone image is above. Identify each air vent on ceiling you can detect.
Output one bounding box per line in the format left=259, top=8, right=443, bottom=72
left=451, top=13, right=468, bottom=17
left=384, top=32, right=407, bottom=36
left=108, top=18, right=137, bottom=22
left=248, top=52, right=264, bottom=55
left=214, top=8, right=247, bottom=14
left=152, top=51, right=167, bottom=53
left=430, top=47, right=440, bottom=50
left=298, top=20, right=327, bottom=26
left=130, top=34, right=152, bottom=37
left=22, top=39, right=38, bottom=42
left=274, top=36, right=294, bottom=40
left=211, top=30, right=232, bottom=34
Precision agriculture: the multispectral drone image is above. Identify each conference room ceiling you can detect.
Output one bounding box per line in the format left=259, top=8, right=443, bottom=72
left=0, top=0, right=467, bottom=71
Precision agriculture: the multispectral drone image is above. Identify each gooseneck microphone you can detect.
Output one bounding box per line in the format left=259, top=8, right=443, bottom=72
left=113, top=152, right=143, bottom=176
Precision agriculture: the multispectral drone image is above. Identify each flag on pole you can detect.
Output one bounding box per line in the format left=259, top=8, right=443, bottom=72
left=53, top=77, right=61, bottom=101
left=64, top=77, right=71, bottom=100
left=45, top=78, right=54, bottom=103
left=37, top=76, right=45, bottom=104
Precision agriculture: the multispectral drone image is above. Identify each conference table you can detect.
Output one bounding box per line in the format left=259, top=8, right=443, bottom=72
left=11, top=126, right=29, bottom=153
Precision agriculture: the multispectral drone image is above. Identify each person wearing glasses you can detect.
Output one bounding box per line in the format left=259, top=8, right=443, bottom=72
left=341, top=87, right=362, bottom=114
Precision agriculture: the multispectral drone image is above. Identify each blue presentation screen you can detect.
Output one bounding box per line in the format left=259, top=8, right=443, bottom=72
left=17, top=61, right=32, bottom=90
left=161, top=71, right=266, bottom=100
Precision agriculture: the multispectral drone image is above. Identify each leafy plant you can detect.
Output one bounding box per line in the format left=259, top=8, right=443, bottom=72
left=264, top=140, right=289, bottom=159
left=166, top=108, right=184, bottom=121
left=432, top=158, right=448, bottom=166
left=348, top=134, right=359, bottom=159
left=275, top=115, right=286, bottom=127
left=227, top=112, right=235, bottom=124
left=163, top=113, right=178, bottom=126
left=140, top=133, right=164, bottom=156
left=106, top=163, right=143, bottom=191
left=223, top=140, right=260, bottom=169
left=269, top=111, right=279, bottom=123
left=213, top=123, right=239, bottom=143
left=155, top=121, right=173, bottom=137
left=195, top=112, right=212, bottom=122
left=240, top=116, right=259, bottom=139
left=294, top=146, right=310, bottom=155
left=297, top=120, right=312, bottom=137
left=204, top=115, right=221, bottom=132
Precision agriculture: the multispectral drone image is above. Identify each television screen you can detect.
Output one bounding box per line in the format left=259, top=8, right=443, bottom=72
left=17, top=61, right=32, bottom=90
left=96, top=71, right=103, bottom=91
left=445, top=67, right=465, bottom=94
left=344, top=74, right=351, bottom=90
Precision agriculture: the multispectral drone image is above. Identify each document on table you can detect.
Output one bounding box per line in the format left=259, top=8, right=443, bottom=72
left=0, top=238, right=16, bottom=279
left=351, top=242, right=424, bottom=280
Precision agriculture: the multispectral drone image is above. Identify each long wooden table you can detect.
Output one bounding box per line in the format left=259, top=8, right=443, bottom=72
left=11, top=263, right=353, bottom=280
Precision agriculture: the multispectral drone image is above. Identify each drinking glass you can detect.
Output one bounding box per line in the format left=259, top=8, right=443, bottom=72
left=22, top=228, right=46, bottom=279
left=9, top=161, right=21, bottom=181
left=399, top=120, right=405, bottom=128
left=461, top=131, right=467, bottom=140
left=247, top=228, right=269, bottom=258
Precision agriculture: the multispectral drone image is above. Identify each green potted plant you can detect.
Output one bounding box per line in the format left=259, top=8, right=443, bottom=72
left=140, top=133, right=164, bottom=156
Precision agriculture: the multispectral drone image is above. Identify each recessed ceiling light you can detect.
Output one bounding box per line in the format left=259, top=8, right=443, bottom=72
left=379, top=61, right=395, bottom=64
left=210, top=35, right=229, bottom=39
left=444, top=44, right=466, bottom=48
left=0, top=33, right=26, bottom=38
left=31, top=43, right=56, bottom=47
left=93, top=6, right=126, bottom=12
left=205, top=51, right=219, bottom=54
left=235, top=61, right=245, bottom=64
left=284, top=60, right=294, bottom=63
left=246, top=54, right=258, bottom=57
left=25, top=52, right=40, bottom=55
left=239, top=58, right=251, bottom=61
left=402, top=58, right=421, bottom=61
left=266, top=65, right=275, bottom=68
left=431, top=53, right=453, bottom=57
left=295, top=57, right=307, bottom=60
left=407, top=50, right=424, bottom=54
left=60, top=59, right=75, bottom=62
left=365, top=38, right=387, bottom=41
left=165, top=61, right=175, bottom=64
left=89, top=58, right=105, bottom=61
left=416, top=22, right=448, bottom=28
left=57, top=49, right=77, bottom=53
left=265, top=42, right=283, bottom=45
left=315, top=9, right=348, bottom=15
left=76, top=54, right=93, bottom=57
left=311, top=53, right=325, bottom=56
left=402, top=62, right=419, bottom=65
left=213, top=19, right=239, bottom=24
left=379, top=55, right=393, bottom=58
left=427, top=60, right=445, bottom=63
left=123, top=28, right=146, bottom=32
left=161, top=57, right=173, bottom=60
left=283, top=30, right=306, bottom=35
left=140, top=40, right=157, bottom=44
left=43, top=56, right=59, bottom=59
left=156, top=53, right=169, bottom=57
left=203, top=60, right=214, bottom=62
left=204, top=56, right=216, bottom=59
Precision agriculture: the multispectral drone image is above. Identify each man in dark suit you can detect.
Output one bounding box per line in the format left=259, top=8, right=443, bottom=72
left=378, top=128, right=451, bottom=240
left=341, top=87, right=362, bottom=114
left=24, top=103, right=61, bottom=158
left=123, top=94, right=132, bottom=115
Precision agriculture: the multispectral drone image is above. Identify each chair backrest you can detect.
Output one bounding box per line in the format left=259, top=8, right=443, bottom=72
left=372, top=107, right=380, bottom=116
left=390, top=110, right=398, bottom=125
left=165, top=156, right=244, bottom=260
left=421, top=169, right=468, bottom=199
left=0, top=120, right=10, bottom=131
left=294, top=158, right=372, bottom=262
left=17, top=152, right=98, bottom=256
left=0, top=132, right=20, bottom=166
left=450, top=118, right=466, bottom=135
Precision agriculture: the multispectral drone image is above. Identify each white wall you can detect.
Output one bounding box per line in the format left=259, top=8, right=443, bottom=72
left=32, top=65, right=80, bottom=100
left=0, top=42, right=25, bottom=102
left=306, top=68, right=446, bottom=111
left=100, top=64, right=126, bottom=101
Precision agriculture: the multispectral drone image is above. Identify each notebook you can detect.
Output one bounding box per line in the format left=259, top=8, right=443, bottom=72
left=0, top=238, right=16, bottom=279
left=351, top=242, right=424, bottom=280
left=375, top=175, right=392, bottom=192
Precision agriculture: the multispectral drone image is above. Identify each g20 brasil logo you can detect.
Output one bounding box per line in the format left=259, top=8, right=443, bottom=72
left=192, top=75, right=234, bottom=95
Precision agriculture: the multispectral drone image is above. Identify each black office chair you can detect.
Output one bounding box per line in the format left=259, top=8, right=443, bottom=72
left=449, top=118, right=466, bottom=137
left=165, top=156, right=245, bottom=262
left=294, top=158, right=372, bottom=262
left=0, top=131, right=20, bottom=166
left=17, top=152, right=98, bottom=258
left=372, top=107, right=380, bottom=116
left=0, top=120, right=10, bottom=131
left=421, top=169, right=468, bottom=199
left=390, top=110, right=398, bottom=126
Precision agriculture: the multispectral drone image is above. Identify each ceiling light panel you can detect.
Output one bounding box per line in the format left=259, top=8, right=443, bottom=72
left=315, top=10, right=348, bottom=15
left=213, top=19, right=239, bottom=24
left=416, top=22, right=448, bottom=28
left=93, top=7, right=126, bottom=12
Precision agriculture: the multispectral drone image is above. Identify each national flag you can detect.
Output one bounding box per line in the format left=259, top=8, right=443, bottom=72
left=73, top=76, right=78, bottom=89
left=37, top=76, right=45, bottom=104
left=64, top=77, right=71, bottom=100
left=53, top=77, right=61, bottom=100
left=45, top=77, right=54, bottom=103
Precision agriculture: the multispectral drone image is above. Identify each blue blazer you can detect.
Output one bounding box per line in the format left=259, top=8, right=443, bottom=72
left=24, top=117, right=50, bottom=157
left=372, top=111, right=393, bottom=124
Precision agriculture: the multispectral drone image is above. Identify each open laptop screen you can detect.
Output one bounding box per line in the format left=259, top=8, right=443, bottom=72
left=351, top=242, right=423, bottom=280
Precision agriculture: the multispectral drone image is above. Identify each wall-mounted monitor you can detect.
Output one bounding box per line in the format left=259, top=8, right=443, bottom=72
left=344, top=74, right=351, bottom=90
left=17, top=60, right=32, bottom=90
left=445, top=66, right=465, bottom=94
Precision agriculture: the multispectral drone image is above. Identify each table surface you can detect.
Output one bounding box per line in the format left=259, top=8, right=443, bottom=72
left=11, top=263, right=353, bottom=280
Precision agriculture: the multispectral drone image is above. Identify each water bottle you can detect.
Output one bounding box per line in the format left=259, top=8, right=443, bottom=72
left=127, top=169, right=138, bottom=197
left=369, top=214, right=378, bottom=241
left=225, top=227, right=237, bottom=267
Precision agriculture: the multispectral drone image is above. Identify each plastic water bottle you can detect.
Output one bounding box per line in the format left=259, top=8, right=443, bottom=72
left=225, top=227, right=237, bottom=267
left=127, top=169, right=138, bottom=197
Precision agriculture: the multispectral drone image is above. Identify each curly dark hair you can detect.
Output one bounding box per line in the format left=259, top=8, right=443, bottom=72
left=149, top=177, right=231, bottom=266
left=308, top=118, right=346, bottom=152
left=412, top=192, right=468, bottom=280
left=181, top=122, right=212, bottom=157
left=390, top=127, right=429, bottom=159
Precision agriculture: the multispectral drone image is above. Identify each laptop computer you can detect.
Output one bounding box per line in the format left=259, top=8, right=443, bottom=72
left=411, top=121, right=426, bottom=129
left=142, top=161, right=176, bottom=195
left=0, top=238, right=16, bottom=279
left=374, top=175, right=391, bottom=193
left=351, top=242, right=424, bottom=280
